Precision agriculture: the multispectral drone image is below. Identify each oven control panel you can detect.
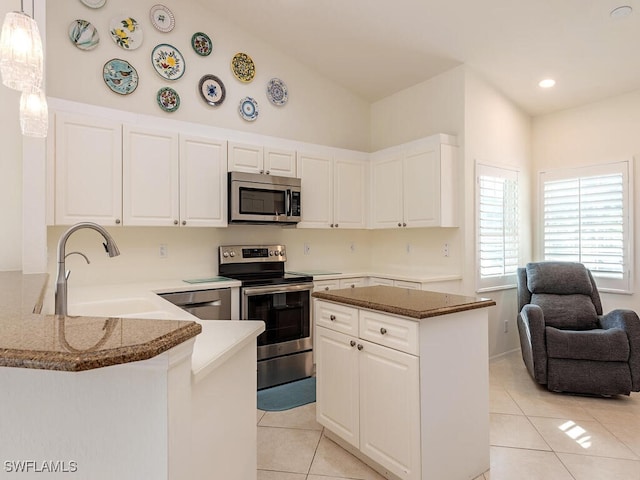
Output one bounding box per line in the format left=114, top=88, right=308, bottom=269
left=219, top=245, right=287, bottom=264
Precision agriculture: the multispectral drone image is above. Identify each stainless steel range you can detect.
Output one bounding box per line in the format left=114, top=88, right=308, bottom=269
left=219, top=245, right=314, bottom=390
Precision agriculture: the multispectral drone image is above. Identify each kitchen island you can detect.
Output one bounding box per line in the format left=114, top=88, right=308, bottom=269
left=0, top=271, right=264, bottom=480
left=313, top=286, right=495, bottom=480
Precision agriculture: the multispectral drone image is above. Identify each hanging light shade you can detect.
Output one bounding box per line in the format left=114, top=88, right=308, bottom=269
left=19, top=88, right=48, bottom=137
left=0, top=10, right=43, bottom=92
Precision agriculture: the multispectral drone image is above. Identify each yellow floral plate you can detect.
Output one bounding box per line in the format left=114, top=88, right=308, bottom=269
left=231, top=52, right=255, bottom=83
left=109, top=16, right=143, bottom=50
left=151, top=44, right=185, bottom=80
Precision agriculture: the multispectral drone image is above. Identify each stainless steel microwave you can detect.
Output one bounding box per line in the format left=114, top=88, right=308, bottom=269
left=228, top=171, right=302, bottom=224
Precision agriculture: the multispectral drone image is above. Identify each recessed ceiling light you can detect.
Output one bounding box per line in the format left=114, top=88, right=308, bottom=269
left=610, top=5, right=633, bottom=19
left=538, top=79, right=556, bottom=88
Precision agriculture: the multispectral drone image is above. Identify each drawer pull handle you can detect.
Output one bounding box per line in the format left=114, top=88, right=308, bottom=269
left=380, top=327, right=387, bottom=335
left=357, top=344, right=364, bottom=351
left=325, top=286, right=330, bottom=291
left=350, top=340, right=356, bottom=347
left=330, top=314, right=336, bottom=321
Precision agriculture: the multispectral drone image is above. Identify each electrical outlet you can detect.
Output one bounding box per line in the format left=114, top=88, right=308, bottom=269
left=304, top=243, right=311, bottom=255
left=443, top=243, right=450, bottom=257
left=406, top=243, right=412, bottom=254
left=159, top=244, right=168, bottom=258
left=504, top=320, right=509, bottom=333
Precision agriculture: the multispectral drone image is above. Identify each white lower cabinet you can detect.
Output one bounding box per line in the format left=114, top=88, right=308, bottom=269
left=315, top=301, right=421, bottom=480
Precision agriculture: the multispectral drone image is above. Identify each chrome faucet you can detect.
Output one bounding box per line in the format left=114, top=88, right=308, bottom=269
left=55, top=222, right=121, bottom=316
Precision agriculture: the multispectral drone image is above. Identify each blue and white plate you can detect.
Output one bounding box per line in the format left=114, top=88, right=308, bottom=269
left=239, top=97, right=259, bottom=121
left=199, top=74, right=225, bottom=106
left=103, top=58, right=138, bottom=95
left=69, top=19, right=99, bottom=51
left=266, top=78, right=288, bottom=106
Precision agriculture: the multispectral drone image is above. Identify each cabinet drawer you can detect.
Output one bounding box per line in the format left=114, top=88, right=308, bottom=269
left=339, top=277, right=367, bottom=289
left=315, top=301, right=358, bottom=335
left=314, top=279, right=341, bottom=292
left=359, top=310, right=419, bottom=355
left=368, top=277, right=394, bottom=287
left=394, top=280, right=421, bottom=290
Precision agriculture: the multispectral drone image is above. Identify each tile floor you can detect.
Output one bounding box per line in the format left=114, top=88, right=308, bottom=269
left=257, top=351, right=640, bottom=480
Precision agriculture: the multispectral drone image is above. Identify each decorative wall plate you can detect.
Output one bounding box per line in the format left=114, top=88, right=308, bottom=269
left=191, top=32, right=213, bottom=56
left=80, top=0, right=106, bottom=8
left=109, top=17, right=143, bottom=50
left=266, top=78, right=288, bottom=106
left=103, top=59, right=138, bottom=95
left=69, top=19, right=99, bottom=51
left=157, top=87, right=180, bottom=113
left=231, top=52, right=255, bottom=83
left=150, top=4, right=175, bottom=33
left=151, top=44, right=185, bottom=80
left=198, top=74, right=225, bottom=106
left=239, top=97, right=259, bottom=121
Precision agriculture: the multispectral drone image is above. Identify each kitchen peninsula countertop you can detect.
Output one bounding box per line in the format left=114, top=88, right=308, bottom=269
left=312, top=285, right=495, bottom=319
left=0, top=271, right=202, bottom=372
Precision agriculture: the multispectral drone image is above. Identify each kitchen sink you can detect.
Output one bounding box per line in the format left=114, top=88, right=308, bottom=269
left=68, top=297, right=174, bottom=319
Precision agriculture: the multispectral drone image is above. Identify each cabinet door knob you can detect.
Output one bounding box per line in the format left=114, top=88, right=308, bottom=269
left=266, top=170, right=270, bottom=175
left=330, top=223, right=334, bottom=228
left=357, top=344, right=364, bottom=351
left=260, top=169, right=264, bottom=174
left=115, top=219, right=121, bottom=225
left=325, top=286, right=330, bottom=291
left=350, top=340, right=356, bottom=347
left=329, top=314, right=336, bottom=321
left=182, top=220, right=186, bottom=226
left=398, top=222, right=402, bottom=227
left=380, top=327, right=387, bottom=335
left=403, top=222, right=407, bottom=227
left=173, top=220, right=179, bottom=225
left=350, top=284, right=355, bottom=288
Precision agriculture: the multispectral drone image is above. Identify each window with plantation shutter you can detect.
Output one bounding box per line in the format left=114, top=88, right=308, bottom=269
left=540, top=160, right=633, bottom=293
left=476, top=164, right=519, bottom=291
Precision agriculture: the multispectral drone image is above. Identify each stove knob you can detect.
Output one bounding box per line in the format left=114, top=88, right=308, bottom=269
left=229, top=251, right=236, bottom=257
left=276, top=250, right=281, bottom=256
left=269, top=251, right=274, bottom=256
left=280, top=249, right=286, bottom=256
left=222, top=251, right=229, bottom=258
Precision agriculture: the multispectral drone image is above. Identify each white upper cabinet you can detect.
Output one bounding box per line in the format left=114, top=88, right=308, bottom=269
left=179, top=135, right=228, bottom=227
left=54, top=113, right=122, bottom=226
left=123, top=125, right=180, bottom=227
left=297, top=151, right=367, bottom=229
left=371, top=134, right=458, bottom=228
left=228, top=141, right=296, bottom=177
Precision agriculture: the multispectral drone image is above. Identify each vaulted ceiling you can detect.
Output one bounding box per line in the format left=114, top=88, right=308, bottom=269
left=198, top=0, right=640, bottom=116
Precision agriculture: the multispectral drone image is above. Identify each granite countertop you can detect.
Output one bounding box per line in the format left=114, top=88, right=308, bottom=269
left=0, top=271, right=201, bottom=372
left=312, top=285, right=495, bottom=319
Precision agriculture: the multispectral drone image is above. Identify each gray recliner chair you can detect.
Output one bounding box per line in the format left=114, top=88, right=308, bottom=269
left=517, top=261, right=640, bottom=395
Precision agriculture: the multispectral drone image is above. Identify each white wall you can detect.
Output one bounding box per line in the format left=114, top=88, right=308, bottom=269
left=464, top=69, right=532, bottom=356
left=0, top=3, right=24, bottom=271
left=532, top=89, right=640, bottom=312
left=46, top=0, right=370, bottom=151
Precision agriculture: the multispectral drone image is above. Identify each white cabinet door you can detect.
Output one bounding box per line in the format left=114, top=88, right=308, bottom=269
left=179, top=135, right=227, bottom=227
left=315, top=326, right=360, bottom=448
left=227, top=142, right=264, bottom=174
left=359, top=339, right=421, bottom=480
left=123, top=126, right=179, bottom=226
left=334, top=157, right=367, bottom=228
left=54, top=113, right=122, bottom=226
left=403, top=145, right=439, bottom=227
left=264, top=147, right=296, bottom=177
left=297, top=152, right=333, bottom=228
left=370, top=154, right=403, bottom=228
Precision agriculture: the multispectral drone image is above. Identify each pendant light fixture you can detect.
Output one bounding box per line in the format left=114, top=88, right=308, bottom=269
left=0, top=0, right=43, bottom=93
left=20, top=88, right=48, bottom=137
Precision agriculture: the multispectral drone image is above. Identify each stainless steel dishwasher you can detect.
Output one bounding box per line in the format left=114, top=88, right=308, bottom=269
left=159, top=288, right=231, bottom=320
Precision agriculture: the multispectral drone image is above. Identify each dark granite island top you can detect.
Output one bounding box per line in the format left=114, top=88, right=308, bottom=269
left=0, top=271, right=201, bottom=371
left=312, top=285, right=495, bottom=319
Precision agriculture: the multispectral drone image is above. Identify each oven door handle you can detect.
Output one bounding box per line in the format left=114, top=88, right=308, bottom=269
left=243, top=283, right=313, bottom=296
